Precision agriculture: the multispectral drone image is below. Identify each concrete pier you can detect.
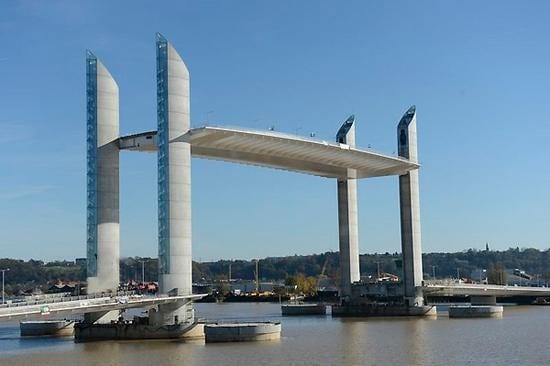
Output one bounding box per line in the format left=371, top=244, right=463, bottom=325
left=20, top=320, right=75, bottom=337
left=204, top=322, right=281, bottom=343
left=281, top=304, right=327, bottom=316
left=336, top=115, right=360, bottom=300
left=74, top=319, right=204, bottom=342
left=332, top=303, right=436, bottom=317
left=448, top=305, right=503, bottom=318
left=470, top=295, right=497, bottom=305
left=397, top=106, right=424, bottom=307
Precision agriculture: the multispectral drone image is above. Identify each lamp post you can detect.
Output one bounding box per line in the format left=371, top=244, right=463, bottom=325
left=479, top=269, right=486, bottom=284
left=140, top=260, right=145, bottom=284
left=1, top=268, right=10, bottom=304
left=136, top=258, right=156, bottom=284
left=138, top=260, right=148, bottom=284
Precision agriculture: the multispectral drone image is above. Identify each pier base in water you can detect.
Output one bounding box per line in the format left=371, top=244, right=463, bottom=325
left=448, top=305, right=503, bottom=318
left=74, top=320, right=204, bottom=342
left=331, top=303, right=436, bottom=317
left=20, top=320, right=75, bottom=337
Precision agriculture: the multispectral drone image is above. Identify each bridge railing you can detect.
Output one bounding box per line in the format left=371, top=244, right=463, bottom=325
left=0, top=291, right=136, bottom=309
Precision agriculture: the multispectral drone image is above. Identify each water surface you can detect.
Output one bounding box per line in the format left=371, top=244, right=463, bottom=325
left=1, top=303, right=548, bottom=366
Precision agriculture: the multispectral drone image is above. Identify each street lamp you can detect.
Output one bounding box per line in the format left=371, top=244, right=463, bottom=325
left=137, top=259, right=155, bottom=284
left=479, top=269, right=486, bottom=284
left=1, top=268, right=10, bottom=304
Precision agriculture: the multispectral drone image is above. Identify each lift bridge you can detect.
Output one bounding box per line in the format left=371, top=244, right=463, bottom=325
left=2, top=33, right=548, bottom=327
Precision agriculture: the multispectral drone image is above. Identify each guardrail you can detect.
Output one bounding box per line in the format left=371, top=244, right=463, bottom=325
left=0, top=291, right=136, bottom=309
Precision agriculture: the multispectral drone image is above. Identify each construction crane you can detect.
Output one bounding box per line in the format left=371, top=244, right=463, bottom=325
left=316, top=256, right=330, bottom=290
left=254, top=259, right=259, bottom=295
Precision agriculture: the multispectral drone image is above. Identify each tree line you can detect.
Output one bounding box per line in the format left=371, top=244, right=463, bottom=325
left=1, top=247, right=549, bottom=295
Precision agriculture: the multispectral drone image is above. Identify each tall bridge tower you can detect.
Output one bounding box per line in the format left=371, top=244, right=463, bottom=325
left=85, top=51, right=120, bottom=295
left=398, top=106, right=424, bottom=306
left=336, top=115, right=360, bottom=300
left=154, top=33, right=194, bottom=325
left=85, top=35, right=195, bottom=327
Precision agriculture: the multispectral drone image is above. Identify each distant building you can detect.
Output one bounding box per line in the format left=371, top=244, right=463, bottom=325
left=75, top=258, right=87, bottom=267
left=47, top=280, right=82, bottom=295
left=230, top=280, right=279, bottom=294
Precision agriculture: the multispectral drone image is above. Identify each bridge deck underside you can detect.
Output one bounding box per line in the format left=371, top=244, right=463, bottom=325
left=118, top=126, right=419, bottom=179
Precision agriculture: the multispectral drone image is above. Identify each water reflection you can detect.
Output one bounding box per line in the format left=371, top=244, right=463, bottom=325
left=339, top=319, right=365, bottom=365
left=81, top=338, right=201, bottom=366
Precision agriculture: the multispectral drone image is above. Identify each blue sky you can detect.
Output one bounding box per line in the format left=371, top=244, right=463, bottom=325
left=1, top=1, right=549, bottom=261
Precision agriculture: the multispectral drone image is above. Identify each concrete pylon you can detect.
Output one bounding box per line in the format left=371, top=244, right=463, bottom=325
left=86, top=51, right=120, bottom=295
left=155, top=33, right=194, bottom=325
left=336, top=115, right=360, bottom=300
left=397, top=106, right=424, bottom=306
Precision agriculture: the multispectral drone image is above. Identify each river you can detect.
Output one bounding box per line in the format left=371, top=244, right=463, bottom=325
left=1, top=303, right=549, bottom=365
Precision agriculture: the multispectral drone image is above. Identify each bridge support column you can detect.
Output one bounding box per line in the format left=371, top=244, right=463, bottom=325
left=470, top=295, right=497, bottom=306
left=397, top=106, right=424, bottom=307
left=156, top=33, right=194, bottom=326
left=336, top=116, right=360, bottom=301
left=86, top=51, right=120, bottom=296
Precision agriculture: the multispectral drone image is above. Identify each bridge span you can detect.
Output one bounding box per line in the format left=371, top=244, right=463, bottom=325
left=0, top=293, right=206, bottom=322
left=423, top=284, right=550, bottom=297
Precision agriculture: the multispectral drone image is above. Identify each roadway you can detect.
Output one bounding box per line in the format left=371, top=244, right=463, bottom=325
left=0, top=293, right=207, bottom=322
left=423, top=283, right=550, bottom=297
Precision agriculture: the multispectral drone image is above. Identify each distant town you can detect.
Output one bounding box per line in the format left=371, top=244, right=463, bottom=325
left=1, top=246, right=548, bottom=302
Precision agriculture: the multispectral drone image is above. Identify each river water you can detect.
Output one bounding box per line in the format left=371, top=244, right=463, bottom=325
left=0, top=303, right=549, bottom=366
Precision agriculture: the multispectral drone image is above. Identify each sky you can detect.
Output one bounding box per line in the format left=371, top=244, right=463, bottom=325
left=1, top=1, right=549, bottom=261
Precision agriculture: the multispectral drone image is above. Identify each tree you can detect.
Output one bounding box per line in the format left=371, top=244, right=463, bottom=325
left=215, top=282, right=230, bottom=300
left=285, top=274, right=317, bottom=295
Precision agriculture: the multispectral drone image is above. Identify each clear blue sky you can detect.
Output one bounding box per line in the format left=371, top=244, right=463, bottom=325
left=1, top=1, right=549, bottom=261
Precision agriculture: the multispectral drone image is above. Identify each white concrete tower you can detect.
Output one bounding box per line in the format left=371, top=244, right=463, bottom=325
left=86, top=51, right=120, bottom=294
left=336, top=115, right=361, bottom=300
left=397, top=106, right=424, bottom=306
left=155, top=34, right=193, bottom=325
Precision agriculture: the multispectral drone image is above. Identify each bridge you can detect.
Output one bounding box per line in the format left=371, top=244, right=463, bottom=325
left=0, top=293, right=206, bottom=322
left=423, top=283, right=550, bottom=304
left=82, top=30, right=427, bottom=333
left=3, top=32, right=535, bottom=334
left=118, top=126, right=418, bottom=179
left=424, top=283, right=550, bottom=297
left=351, top=281, right=550, bottom=306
